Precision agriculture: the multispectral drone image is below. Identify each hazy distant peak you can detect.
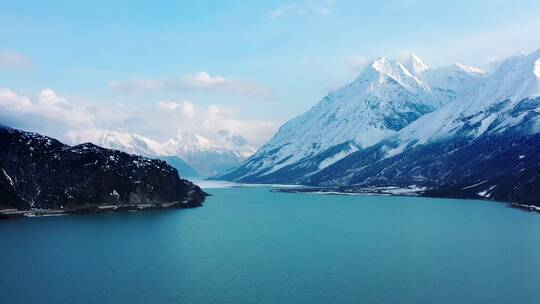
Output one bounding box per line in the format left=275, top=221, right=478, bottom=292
left=400, top=53, right=429, bottom=76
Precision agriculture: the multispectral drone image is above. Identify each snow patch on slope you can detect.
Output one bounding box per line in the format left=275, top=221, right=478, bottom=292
left=318, top=143, right=360, bottom=170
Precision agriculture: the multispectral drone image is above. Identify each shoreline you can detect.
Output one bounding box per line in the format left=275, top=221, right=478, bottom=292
left=0, top=200, right=203, bottom=221
left=272, top=187, right=540, bottom=214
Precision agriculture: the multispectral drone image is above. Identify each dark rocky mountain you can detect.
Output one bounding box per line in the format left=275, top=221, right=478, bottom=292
left=0, top=126, right=207, bottom=217
left=308, top=117, right=540, bottom=207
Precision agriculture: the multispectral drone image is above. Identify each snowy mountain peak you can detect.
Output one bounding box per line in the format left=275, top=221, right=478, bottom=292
left=475, top=49, right=540, bottom=108
left=219, top=48, right=540, bottom=198
left=97, top=128, right=256, bottom=177
left=99, top=128, right=165, bottom=156
left=353, top=56, right=430, bottom=94
left=391, top=48, right=540, bottom=153
left=370, top=57, right=398, bottom=72
left=218, top=53, right=460, bottom=182
left=162, top=130, right=256, bottom=176
left=164, top=130, right=212, bottom=153
left=368, top=57, right=413, bottom=78
left=417, top=61, right=487, bottom=106
left=401, top=53, right=429, bottom=76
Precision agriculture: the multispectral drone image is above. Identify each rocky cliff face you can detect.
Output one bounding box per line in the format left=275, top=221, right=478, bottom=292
left=0, top=126, right=207, bottom=214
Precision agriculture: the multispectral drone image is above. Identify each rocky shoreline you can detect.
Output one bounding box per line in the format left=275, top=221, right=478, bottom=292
left=272, top=185, right=426, bottom=196
left=273, top=187, right=540, bottom=214
left=510, top=203, right=540, bottom=213
left=0, top=198, right=206, bottom=221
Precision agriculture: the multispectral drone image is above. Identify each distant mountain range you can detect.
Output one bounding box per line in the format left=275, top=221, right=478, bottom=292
left=218, top=50, right=540, bottom=207
left=99, top=129, right=256, bottom=177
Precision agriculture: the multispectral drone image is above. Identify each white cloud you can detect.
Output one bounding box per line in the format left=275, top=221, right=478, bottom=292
left=109, top=71, right=270, bottom=97
left=0, top=51, right=32, bottom=70
left=157, top=100, right=195, bottom=119
left=199, top=104, right=279, bottom=146
left=0, top=87, right=278, bottom=148
left=0, top=88, right=32, bottom=111
left=0, top=88, right=98, bottom=143
left=0, top=88, right=91, bottom=126
left=268, top=0, right=338, bottom=18
left=155, top=101, right=279, bottom=146
left=36, top=89, right=95, bottom=127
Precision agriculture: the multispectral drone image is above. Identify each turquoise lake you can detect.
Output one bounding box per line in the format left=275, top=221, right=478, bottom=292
left=1, top=185, right=540, bottom=304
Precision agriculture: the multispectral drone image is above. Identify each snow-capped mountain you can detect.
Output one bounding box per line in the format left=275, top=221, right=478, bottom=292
left=420, top=62, right=486, bottom=104
left=308, top=49, right=540, bottom=206
left=100, top=129, right=166, bottom=156
left=401, top=53, right=428, bottom=76
left=391, top=50, right=539, bottom=151
left=218, top=54, right=485, bottom=183
left=162, top=130, right=256, bottom=177
left=98, top=129, right=256, bottom=177
left=162, top=129, right=256, bottom=161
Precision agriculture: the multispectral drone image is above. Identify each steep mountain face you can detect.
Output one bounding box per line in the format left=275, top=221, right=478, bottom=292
left=309, top=50, right=540, bottom=206
left=99, top=129, right=255, bottom=177
left=218, top=55, right=485, bottom=183
left=0, top=127, right=207, bottom=214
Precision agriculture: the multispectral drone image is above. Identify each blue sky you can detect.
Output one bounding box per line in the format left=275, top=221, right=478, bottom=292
left=1, top=0, right=540, bottom=145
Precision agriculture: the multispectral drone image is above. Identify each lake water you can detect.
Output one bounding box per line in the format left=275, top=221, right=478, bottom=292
left=1, top=184, right=540, bottom=304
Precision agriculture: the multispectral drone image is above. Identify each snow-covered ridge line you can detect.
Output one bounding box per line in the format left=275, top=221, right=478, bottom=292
left=299, top=49, right=540, bottom=208
left=98, top=128, right=256, bottom=177
left=388, top=49, right=540, bottom=157
left=218, top=52, right=487, bottom=183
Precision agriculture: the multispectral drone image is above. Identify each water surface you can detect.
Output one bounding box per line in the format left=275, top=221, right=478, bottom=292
left=1, top=186, right=540, bottom=304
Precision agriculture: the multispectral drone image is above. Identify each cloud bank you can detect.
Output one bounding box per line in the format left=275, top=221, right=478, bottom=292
left=0, top=88, right=278, bottom=147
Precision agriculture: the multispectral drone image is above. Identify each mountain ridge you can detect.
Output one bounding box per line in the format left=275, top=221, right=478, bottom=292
left=219, top=49, right=540, bottom=207
left=99, top=128, right=256, bottom=177
left=217, top=54, right=486, bottom=183
left=303, top=50, right=540, bottom=206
